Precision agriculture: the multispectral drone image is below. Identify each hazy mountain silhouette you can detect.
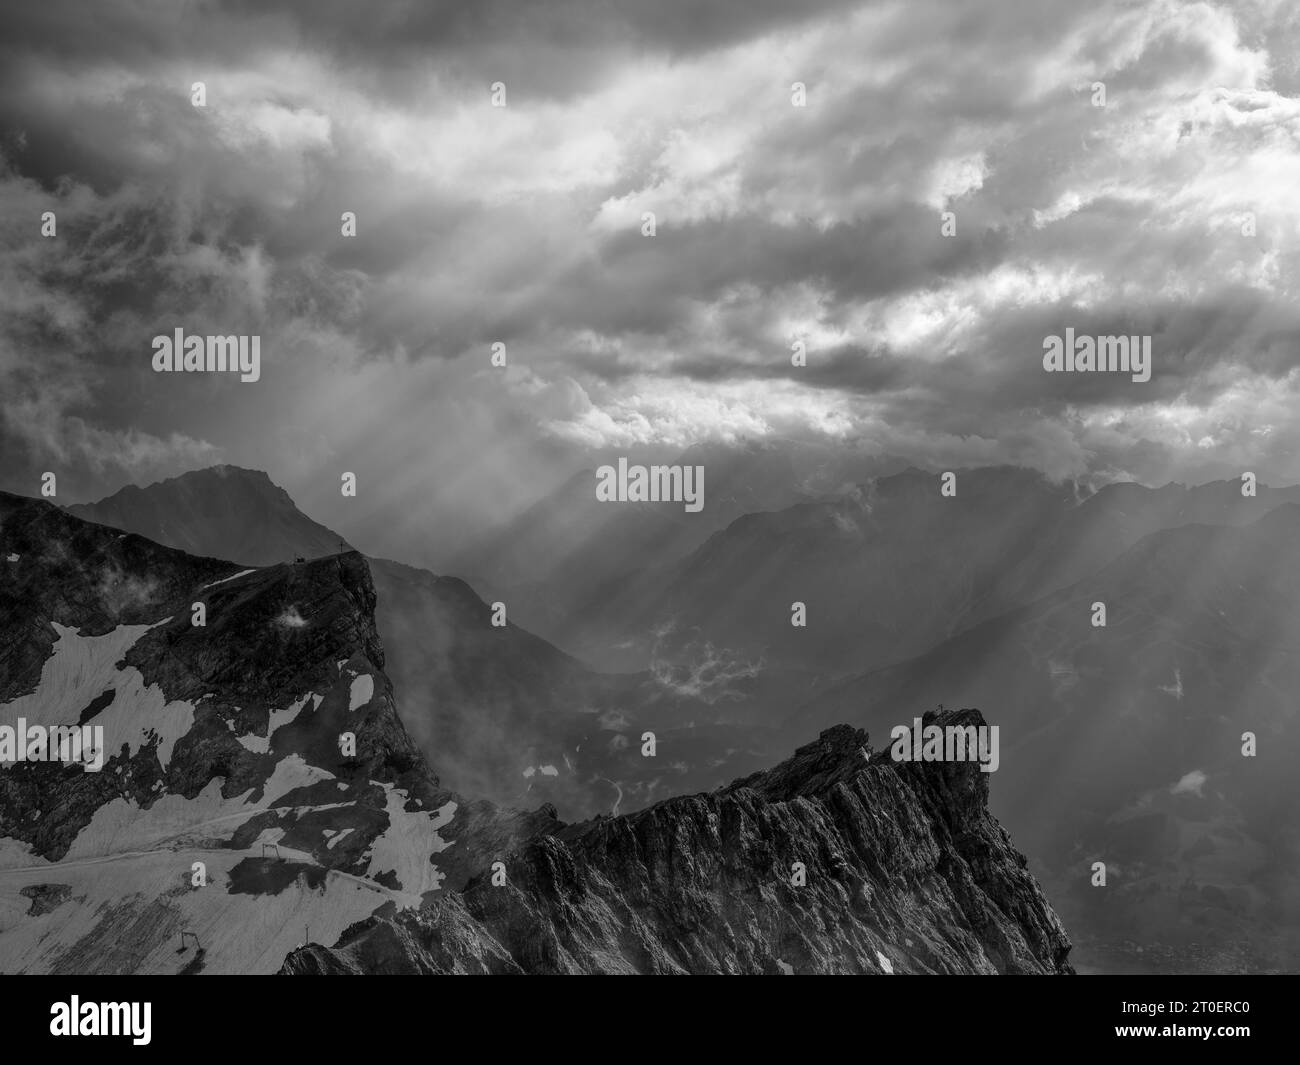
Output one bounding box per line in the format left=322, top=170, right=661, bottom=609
left=621, top=467, right=1300, bottom=675
left=454, top=441, right=910, bottom=668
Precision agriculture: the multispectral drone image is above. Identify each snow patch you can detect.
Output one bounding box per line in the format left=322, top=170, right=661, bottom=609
left=237, top=733, right=269, bottom=754
left=0, top=845, right=413, bottom=974
left=202, top=569, right=257, bottom=590
left=347, top=675, right=374, bottom=713
left=271, top=692, right=317, bottom=733
left=363, top=789, right=456, bottom=897
left=250, top=826, right=285, bottom=849
left=875, top=950, right=894, bottom=974
left=262, top=754, right=335, bottom=805
left=58, top=753, right=341, bottom=862
left=0, top=623, right=195, bottom=769
left=61, top=779, right=252, bottom=860
left=235, top=692, right=320, bottom=754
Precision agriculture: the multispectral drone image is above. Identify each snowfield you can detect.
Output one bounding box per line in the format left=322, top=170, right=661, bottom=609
left=235, top=691, right=320, bottom=754
left=1, top=622, right=194, bottom=769
left=0, top=622, right=456, bottom=974
left=0, top=845, right=418, bottom=974
left=363, top=787, right=456, bottom=896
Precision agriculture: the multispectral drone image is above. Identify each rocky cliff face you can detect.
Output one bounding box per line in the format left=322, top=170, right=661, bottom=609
left=282, top=710, right=1072, bottom=975
left=0, top=492, right=540, bottom=972
left=1, top=492, right=1071, bottom=975
left=1, top=492, right=417, bottom=858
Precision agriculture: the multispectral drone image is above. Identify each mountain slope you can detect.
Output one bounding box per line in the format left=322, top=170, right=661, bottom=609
left=363, top=555, right=606, bottom=808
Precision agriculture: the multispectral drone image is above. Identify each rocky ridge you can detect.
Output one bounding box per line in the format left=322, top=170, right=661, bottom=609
left=282, top=710, right=1072, bottom=974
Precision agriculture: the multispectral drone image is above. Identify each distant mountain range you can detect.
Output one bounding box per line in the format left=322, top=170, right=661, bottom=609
left=478, top=463, right=1300, bottom=677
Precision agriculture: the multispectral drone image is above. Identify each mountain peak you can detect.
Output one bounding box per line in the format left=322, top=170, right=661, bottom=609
left=67, top=466, right=351, bottom=568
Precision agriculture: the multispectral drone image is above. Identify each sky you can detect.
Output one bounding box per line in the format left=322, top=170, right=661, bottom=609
left=2, top=0, right=1299, bottom=558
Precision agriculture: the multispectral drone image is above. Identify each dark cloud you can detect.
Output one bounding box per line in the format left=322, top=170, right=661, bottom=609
left=1, top=0, right=1299, bottom=548
left=0, top=0, right=870, bottom=103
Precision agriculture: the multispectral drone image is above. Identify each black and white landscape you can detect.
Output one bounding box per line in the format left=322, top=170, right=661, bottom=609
left=2, top=0, right=1299, bottom=977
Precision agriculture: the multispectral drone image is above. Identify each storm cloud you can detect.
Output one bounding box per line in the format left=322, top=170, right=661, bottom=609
left=2, top=0, right=1299, bottom=560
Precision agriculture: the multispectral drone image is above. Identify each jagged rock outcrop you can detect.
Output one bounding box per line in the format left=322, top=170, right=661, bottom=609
left=282, top=710, right=1072, bottom=974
